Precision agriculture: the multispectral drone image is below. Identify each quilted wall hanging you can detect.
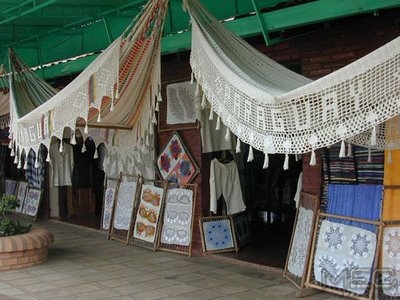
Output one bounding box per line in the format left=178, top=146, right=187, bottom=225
left=156, top=131, right=199, bottom=184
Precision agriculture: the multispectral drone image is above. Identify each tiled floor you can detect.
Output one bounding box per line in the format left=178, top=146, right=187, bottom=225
left=0, top=220, right=345, bottom=300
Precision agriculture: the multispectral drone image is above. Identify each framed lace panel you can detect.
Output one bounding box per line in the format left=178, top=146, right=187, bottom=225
left=199, top=215, right=238, bottom=254
left=306, top=212, right=381, bottom=300
left=100, top=177, right=118, bottom=237
left=284, top=192, right=319, bottom=289
left=157, top=183, right=197, bottom=256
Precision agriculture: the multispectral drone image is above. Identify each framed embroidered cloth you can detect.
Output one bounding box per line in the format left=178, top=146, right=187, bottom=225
left=158, top=183, right=197, bottom=256
left=284, top=192, right=319, bottom=289
left=109, top=175, right=140, bottom=245
left=166, top=81, right=197, bottom=125
left=232, top=211, right=251, bottom=248
left=131, top=180, right=166, bottom=249
left=199, top=215, right=238, bottom=253
left=100, top=177, right=118, bottom=234
left=15, top=181, right=29, bottom=213
left=310, top=218, right=377, bottom=297
left=22, top=187, right=43, bottom=220
left=5, top=178, right=17, bottom=196
left=381, top=225, right=400, bottom=297
left=156, top=131, right=199, bottom=184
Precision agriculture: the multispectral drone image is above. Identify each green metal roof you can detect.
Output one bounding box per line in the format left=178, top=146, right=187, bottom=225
left=1, top=0, right=400, bottom=82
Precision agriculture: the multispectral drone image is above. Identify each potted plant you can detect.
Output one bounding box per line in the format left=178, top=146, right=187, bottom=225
left=0, top=194, right=31, bottom=237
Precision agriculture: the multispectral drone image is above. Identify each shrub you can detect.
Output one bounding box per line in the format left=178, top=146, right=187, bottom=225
left=0, top=194, right=31, bottom=237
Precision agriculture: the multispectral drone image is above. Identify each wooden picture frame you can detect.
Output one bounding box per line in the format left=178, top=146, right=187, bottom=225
left=130, top=179, right=167, bottom=250
left=157, top=183, right=197, bottom=256
left=22, top=187, right=43, bottom=221
left=108, top=174, right=141, bottom=245
left=155, top=131, right=199, bottom=184
left=283, top=192, right=319, bottom=290
left=232, top=211, right=252, bottom=249
left=100, top=177, right=118, bottom=237
left=15, top=181, right=29, bottom=214
left=5, top=178, right=17, bottom=196
left=199, top=215, right=238, bottom=254
left=305, top=212, right=381, bottom=300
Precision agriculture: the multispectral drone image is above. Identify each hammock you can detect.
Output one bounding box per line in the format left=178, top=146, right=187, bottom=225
left=9, top=0, right=168, bottom=164
left=184, top=0, right=400, bottom=166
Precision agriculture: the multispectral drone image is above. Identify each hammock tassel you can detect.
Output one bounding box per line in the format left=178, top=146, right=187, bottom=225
left=224, top=127, right=231, bottom=141
left=17, top=158, right=22, bottom=169
left=23, top=159, right=28, bottom=170
left=149, top=123, right=154, bottom=135
left=8, top=140, right=13, bottom=149
left=152, top=112, right=157, bottom=124
left=283, top=154, right=289, bottom=170
left=347, top=143, right=353, bottom=157
left=339, top=140, right=346, bottom=158
left=13, top=155, right=18, bottom=165
left=93, top=148, right=99, bottom=159
left=155, top=101, right=159, bottom=112
left=201, top=94, right=207, bottom=109
left=247, top=146, right=254, bottom=162
left=146, top=135, right=150, bottom=146
left=97, top=112, right=101, bottom=123
left=59, top=141, right=64, bottom=153
left=34, top=155, right=40, bottom=169
left=195, top=82, right=200, bottom=96
left=370, top=126, right=377, bottom=146
left=388, top=150, right=392, bottom=164
left=190, top=72, right=194, bottom=85
left=263, top=153, right=269, bottom=169
left=157, top=92, right=162, bottom=102
left=10, top=147, right=15, bottom=157
left=215, top=116, right=221, bottom=131
left=208, top=109, right=214, bottom=120
left=81, top=143, right=86, bottom=153
left=46, top=152, right=51, bottom=162
left=84, top=124, right=89, bottom=134
left=70, top=133, right=76, bottom=145
left=310, top=150, right=316, bottom=166
left=236, top=138, right=241, bottom=153
left=367, top=148, right=372, bottom=163
left=110, top=100, right=114, bottom=112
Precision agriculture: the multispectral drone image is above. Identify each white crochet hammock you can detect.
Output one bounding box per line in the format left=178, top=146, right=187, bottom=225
left=185, top=0, right=400, bottom=168
left=8, top=0, right=168, bottom=172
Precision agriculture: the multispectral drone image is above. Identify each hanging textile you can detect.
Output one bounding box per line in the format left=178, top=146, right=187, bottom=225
left=8, top=0, right=168, bottom=167
left=327, top=184, right=383, bottom=232
left=382, top=150, right=400, bottom=221
left=209, top=158, right=245, bottom=215
left=184, top=0, right=400, bottom=156
left=166, top=81, right=197, bottom=124
left=353, top=146, right=384, bottom=185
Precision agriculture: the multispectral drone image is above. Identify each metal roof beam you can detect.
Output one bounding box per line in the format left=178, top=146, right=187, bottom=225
left=0, top=0, right=60, bottom=25
left=162, top=0, right=400, bottom=53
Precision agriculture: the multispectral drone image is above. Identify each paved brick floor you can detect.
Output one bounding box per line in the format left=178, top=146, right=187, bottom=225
left=0, top=220, right=345, bottom=299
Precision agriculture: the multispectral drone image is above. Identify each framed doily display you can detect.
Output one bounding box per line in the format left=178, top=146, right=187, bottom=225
left=284, top=192, right=319, bottom=290
left=306, top=212, right=381, bottom=300
left=130, top=179, right=167, bottom=250
left=100, top=176, right=118, bottom=237
left=109, top=174, right=141, bottom=245
left=199, top=215, right=238, bottom=254
left=158, top=183, right=197, bottom=256
left=156, top=131, right=199, bottom=184
left=22, top=187, right=43, bottom=221
left=15, top=181, right=29, bottom=214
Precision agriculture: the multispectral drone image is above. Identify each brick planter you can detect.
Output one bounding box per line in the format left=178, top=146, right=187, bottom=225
left=0, top=227, right=54, bottom=271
